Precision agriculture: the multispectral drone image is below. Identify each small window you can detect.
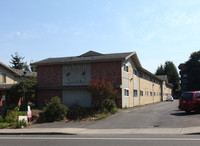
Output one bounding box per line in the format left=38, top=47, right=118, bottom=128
left=154, top=92, right=156, bottom=96
left=196, top=93, right=200, bottom=99
left=133, top=69, right=137, bottom=75
left=134, top=90, right=138, bottom=97
left=150, top=92, right=153, bottom=96
left=0, top=73, right=6, bottom=83
left=124, top=89, right=129, bottom=96
left=124, top=64, right=129, bottom=72
left=140, top=90, right=143, bottom=96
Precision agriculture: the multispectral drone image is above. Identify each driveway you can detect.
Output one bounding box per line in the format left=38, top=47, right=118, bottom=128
left=29, top=100, right=200, bottom=129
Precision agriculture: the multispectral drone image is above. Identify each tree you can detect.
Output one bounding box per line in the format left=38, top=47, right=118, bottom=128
left=10, top=77, right=37, bottom=110
left=155, top=61, right=180, bottom=95
left=10, top=52, right=25, bottom=70
left=185, top=51, right=200, bottom=91
left=155, top=65, right=164, bottom=75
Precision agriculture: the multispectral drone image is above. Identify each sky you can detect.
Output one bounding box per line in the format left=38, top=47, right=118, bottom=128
left=0, top=0, right=200, bottom=73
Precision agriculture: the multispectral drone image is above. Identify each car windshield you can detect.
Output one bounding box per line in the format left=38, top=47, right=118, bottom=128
left=181, top=93, right=193, bottom=100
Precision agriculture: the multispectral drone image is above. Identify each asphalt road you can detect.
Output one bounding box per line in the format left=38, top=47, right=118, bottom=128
left=30, top=100, right=200, bottom=129
left=1, top=134, right=200, bottom=146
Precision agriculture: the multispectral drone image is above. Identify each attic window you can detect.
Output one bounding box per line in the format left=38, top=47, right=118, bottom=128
left=124, top=64, right=129, bottom=72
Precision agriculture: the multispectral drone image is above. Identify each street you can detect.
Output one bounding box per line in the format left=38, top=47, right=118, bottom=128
left=2, top=100, right=200, bottom=145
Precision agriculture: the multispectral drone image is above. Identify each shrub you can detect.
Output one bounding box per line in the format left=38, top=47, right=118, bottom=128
left=88, top=78, right=117, bottom=108
left=0, top=116, right=3, bottom=122
left=5, top=110, right=18, bottom=123
left=15, top=119, right=27, bottom=128
left=40, top=96, right=67, bottom=122
left=101, top=99, right=118, bottom=114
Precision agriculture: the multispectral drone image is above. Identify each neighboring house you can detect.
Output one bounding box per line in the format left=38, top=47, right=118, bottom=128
left=0, top=62, right=37, bottom=107
left=32, top=51, right=172, bottom=108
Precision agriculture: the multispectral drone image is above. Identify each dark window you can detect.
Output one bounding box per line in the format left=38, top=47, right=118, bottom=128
left=181, top=93, right=193, bottom=100
left=124, top=64, right=129, bottom=72
left=140, top=90, right=143, bottom=96
left=134, top=90, right=138, bottom=97
left=196, top=93, right=200, bottom=99
left=150, top=92, right=153, bottom=96
left=134, top=69, right=137, bottom=75
left=124, top=89, right=129, bottom=96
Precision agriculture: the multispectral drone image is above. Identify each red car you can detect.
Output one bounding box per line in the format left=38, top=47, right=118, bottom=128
left=179, top=91, right=200, bottom=113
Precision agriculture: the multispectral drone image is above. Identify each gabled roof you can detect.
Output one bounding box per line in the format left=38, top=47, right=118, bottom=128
left=32, top=51, right=137, bottom=66
left=14, top=69, right=37, bottom=77
left=157, top=75, right=168, bottom=81
left=0, top=62, right=20, bottom=76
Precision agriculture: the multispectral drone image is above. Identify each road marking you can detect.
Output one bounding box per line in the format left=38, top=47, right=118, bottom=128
left=0, top=137, right=200, bottom=141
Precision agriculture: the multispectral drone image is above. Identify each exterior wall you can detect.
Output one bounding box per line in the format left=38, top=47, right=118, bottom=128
left=37, top=89, right=62, bottom=107
left=91, top=61, right=122, bottom=108
left=37, top=65, right=62, bottom=86
left=139, top=73, right=162, bottom=105
left=0, top=65, right=17, bottom=84
left=62, top=64, right=91, bottom=86
left=121, top=58, right=139, bottom=108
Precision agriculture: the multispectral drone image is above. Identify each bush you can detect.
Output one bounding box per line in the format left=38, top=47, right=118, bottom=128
left=5, top=110, right=18, bottom=123
left=66, top=107, right=96, bottom=120
left=15, top=119, right=27, bottom=128
left=0, top=116, right=3, bottom=122
left=101, top=99, right=118, bottom=114
left=40, top=96, right=67, bottom=122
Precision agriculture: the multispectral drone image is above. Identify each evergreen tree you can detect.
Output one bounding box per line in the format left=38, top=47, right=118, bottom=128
left=10, top=52, right=30, bottom=71
left=10, top=52, right=25, bottom=70
left=155, top=61, right=180, bottom=95
left=155, top=65, right=165, bottom=75
left=185, top=51, right=200, bottom=91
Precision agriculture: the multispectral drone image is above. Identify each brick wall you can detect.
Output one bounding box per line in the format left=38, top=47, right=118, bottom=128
left=91, top=61, right=122, bottom=86
left=91, top=61, right=122, bottom=108
left=37, top=65, right=62, bottom=86
left=36, top=89, right=62, bottom=106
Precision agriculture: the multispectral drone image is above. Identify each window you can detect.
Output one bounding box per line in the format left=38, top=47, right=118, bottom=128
left=0, top=73, right=6, bottom=83
left=145, top=91, right=149, bottom=96
left=154, top=92, right=156, bottom=96
left=140, top=73, right=144, bottom=78
left=140, top=90, right=143, bottom=96
left=124, top=89, right=129, bottom=96
left=133, top=69, right=137, bottom=75
left=150, top=92, right=153, bottom=96
left=134, top=90, right=138, bottom=97
left=124, top=64, right=129, bottom=72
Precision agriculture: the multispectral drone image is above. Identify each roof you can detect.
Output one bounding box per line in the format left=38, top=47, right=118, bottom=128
left=32, top=51, right=136, bottom=65
left=0, top=84, right=13, bottom=90
left=0, top=62, right=21, bottom=76
left=14, top=69, right=37, bottom=77
left=157, top=75, right=168, bottom=81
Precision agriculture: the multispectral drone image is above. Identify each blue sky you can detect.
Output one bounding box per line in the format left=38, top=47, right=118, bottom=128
left=1, top=0, right=200, bottom=73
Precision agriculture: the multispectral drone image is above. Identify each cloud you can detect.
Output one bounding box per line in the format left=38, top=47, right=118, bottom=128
left=4, top=31, right=39, bottom=39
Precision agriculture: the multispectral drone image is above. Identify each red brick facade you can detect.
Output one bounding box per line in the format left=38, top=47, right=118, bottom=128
left=37, top=65, right=62, bottom=106
left=91, top=61, right=122, bottom=86
left=91, top=61, right=122, bottom=108
left=37, top=89, right=62, bottom=107
left=37, top=65, right=62, bottom=86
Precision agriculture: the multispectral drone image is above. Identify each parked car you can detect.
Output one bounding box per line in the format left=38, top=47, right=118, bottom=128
left=179, top=91, right=200, bottom=113
left=166, top=95, right=174, bottom=101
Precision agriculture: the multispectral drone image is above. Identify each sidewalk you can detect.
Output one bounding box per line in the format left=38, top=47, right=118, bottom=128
left=1, top=126, right=200, bottom=135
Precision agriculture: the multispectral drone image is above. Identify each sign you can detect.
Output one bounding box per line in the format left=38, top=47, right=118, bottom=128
left=27, top=106, right=32, bottom=119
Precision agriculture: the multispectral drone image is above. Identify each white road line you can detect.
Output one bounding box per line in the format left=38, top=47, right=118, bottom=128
left=0, top=137, right=200, bottom=141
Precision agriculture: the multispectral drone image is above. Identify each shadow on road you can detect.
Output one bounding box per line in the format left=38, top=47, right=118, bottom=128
left=171, top=112, right=199, bottom=116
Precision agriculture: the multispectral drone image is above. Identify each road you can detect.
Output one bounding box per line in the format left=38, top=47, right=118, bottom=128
left=2, top=100, right=200, bottom=145
left=1, top=135, right=200, bottom=146
left=30, top=100, right=200, bottom=129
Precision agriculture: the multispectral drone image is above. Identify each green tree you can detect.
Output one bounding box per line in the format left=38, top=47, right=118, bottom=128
left=10, top=52, right=25, bottom=70
left=185, top=51, right=200, bottom=91
left=10, top=52, right=31, bottom=71
left=155, top=61, right=180, bottom=95
left=10, top=77, right=37, bottom=110
left=155, top=65, right=165, bottom=75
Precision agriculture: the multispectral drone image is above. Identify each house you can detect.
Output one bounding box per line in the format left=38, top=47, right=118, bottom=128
left=32, top=51, right=172, bottom=108
left=0, top=62, right=37, bottom=107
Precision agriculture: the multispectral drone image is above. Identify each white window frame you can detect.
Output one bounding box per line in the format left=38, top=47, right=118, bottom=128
left=124, top=88, right=129, bottom=96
